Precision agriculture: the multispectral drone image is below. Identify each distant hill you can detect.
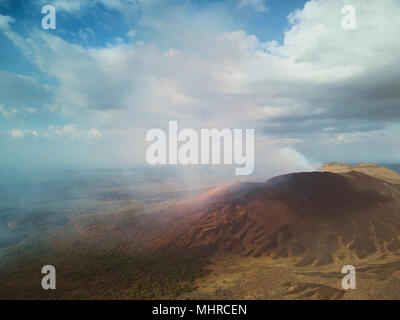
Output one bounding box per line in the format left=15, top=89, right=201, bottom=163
left=323, top=162, right=400, bottom=184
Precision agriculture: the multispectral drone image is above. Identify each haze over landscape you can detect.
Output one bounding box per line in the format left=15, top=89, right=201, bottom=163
left=1, top=163, right=400, bottom=299
left=1, top=0, right=400, bottom=300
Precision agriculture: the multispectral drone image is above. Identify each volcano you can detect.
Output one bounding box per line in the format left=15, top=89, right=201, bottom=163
left=162, top=166, right=400, bottom=267
left=2, top=163, right=400, bottom=300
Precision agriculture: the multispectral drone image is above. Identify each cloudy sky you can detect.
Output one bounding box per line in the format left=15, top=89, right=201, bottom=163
left=0, top=0, right=400, bottom=170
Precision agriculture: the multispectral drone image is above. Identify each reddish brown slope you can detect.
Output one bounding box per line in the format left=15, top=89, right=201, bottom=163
left=161, top=171, right=400, bottom=266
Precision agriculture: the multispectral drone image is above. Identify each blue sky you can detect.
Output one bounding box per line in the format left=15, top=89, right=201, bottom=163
left=1, top=0, right=400, bottom=172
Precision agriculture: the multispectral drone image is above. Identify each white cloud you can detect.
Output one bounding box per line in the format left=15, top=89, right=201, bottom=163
left=8, top=129, right=25, bottom=139
left=0, top=104, right=39, bottom=119
left=0, top=15, right=14, bottom=31
left=0, top=105, right=10, bottom=118
left=265, top=138, right=304, bottom=145
left=165, top=48, right=179, bottom=57
left=44, top=124, right=103, bottom=140
left=78, top=28, right=95, bottom=42
left=237, top=0, right=268, bottom=12
left=4, top=2, right=400, bottom=132
left=5, top=124, right=102, bottom=141
left=26, top=107, right=38, bottom=114
left=7, top=129, right=42, bottom=138
left=2, top=0, right=400, bottom=163
left=0, top=70, right=52, bottom=109
left=87, top=128, right=103, bottom=139
left=48, top=124, right=80, bottom=139
left=333, top=131, right=382, bottom=144
left=127, top=29, right=136, bottom=39
left=36, top=0, right=138, bottom=14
